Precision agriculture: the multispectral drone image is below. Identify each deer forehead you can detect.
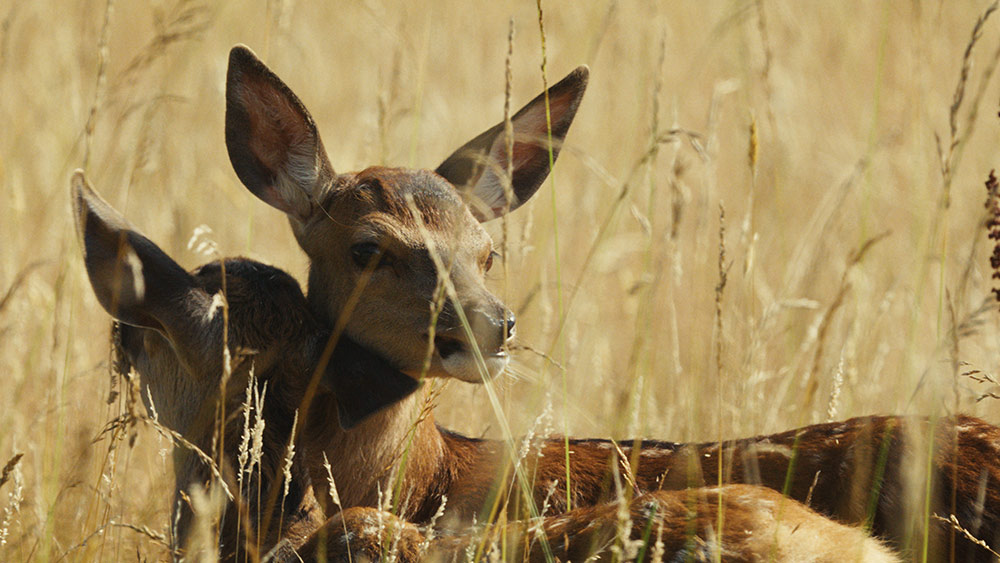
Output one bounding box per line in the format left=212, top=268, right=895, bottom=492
left=328, top=167, right=493, bottom=253
left=190, top=260, right=316, bottom=348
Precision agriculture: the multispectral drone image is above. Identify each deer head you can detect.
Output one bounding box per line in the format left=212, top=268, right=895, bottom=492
left=72, top=170, right=418, bottom=554
left=224, top=45, right=588, bottom=382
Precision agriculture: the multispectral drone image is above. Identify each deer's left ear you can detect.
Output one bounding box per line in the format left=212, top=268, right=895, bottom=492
left=436, top=66, right=589, bottom=222
left=225, top=44, right=335, bottom=224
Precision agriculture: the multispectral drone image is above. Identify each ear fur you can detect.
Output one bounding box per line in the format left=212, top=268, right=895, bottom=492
left=436, top=65, right=589, bottom=221
left=225, top=44, right=335, bottom=222
left=72, top=170, right=199, bottom=331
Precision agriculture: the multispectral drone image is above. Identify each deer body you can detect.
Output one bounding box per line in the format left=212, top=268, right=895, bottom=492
left=222, top=45, right=1000, bottom=560
left=74, top=171, right=895, bottom=561
left=307, top=403, right=1000, bottom=562
left=294, top=485, right=899, bottom=563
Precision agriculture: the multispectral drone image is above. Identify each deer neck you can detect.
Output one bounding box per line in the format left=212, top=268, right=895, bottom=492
left=304, top=387, right=445, bottom=514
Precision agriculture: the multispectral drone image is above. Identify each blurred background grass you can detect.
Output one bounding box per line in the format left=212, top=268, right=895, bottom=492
left=3, top=0, right=1000, bottom=559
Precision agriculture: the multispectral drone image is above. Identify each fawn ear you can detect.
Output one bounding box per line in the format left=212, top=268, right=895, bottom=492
left=225, top=44, right=335, bottom=223
left=436, top=66, right=589, bottom=221
left=72, top=171, right=206, bottom=334
left=324, top=337, right=421, bottom=430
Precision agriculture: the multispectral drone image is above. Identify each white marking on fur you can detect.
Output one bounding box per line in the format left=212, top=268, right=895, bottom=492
left=441, top=350, right=508, bottom=382
left=207, top=292, right=226, bottom=320
left=747, top=440, right=793, bottom=458
left=278, top=141, right=320, bottom=219
left=123, top=246, right=145, bottom=300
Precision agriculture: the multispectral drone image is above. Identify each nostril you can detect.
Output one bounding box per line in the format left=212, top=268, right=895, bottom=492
left=504, top=313, right=516, bottom=340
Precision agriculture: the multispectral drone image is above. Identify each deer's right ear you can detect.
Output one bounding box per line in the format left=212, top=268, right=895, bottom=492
left=225, top=45, right=335, bottom=223
left=72, top=171, right=199, bottom=332
left=436, top=66, right=589, bottom=221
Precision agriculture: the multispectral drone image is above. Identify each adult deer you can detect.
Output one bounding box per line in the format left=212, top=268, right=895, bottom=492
left=225, top=45, right=1000, bottom=561
left=73, top=172, right=895, bottom=562
left=223, top=42, right=590, bottom=517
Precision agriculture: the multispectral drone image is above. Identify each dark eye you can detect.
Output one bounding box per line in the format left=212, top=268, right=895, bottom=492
left=350, top=242, right=390, bottom=269
left=484, top=251, right=500, bottom=273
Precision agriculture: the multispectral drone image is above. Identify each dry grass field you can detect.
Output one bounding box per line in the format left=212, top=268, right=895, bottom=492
left=3, top=0, right=1000, bottom=560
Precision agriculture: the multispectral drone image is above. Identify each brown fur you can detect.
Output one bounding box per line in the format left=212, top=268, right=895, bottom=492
left=225, top=45, right=588, bottom=384
left=293, top=485, right=898, bottom=562
left=74, top=172, right=411, bottom=559
left=416, top=415, right=1000, bottom=560
left=76, top=222, right=898, bottom=561
left=73, top=174, right=895, bottom=560
left=219, top=46, right=997, bottom=560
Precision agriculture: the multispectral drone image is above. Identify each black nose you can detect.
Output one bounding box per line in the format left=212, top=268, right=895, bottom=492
left=503, top=312, right=516, bottom=340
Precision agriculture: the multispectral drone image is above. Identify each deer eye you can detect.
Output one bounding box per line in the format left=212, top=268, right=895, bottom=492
left=484, top=251, right=500, bottom=273
left=350, top=242, right=390, bottom=269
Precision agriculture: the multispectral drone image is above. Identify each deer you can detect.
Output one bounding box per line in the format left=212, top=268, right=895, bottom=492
left=292, top=485, right=900, bottom=562
left=223, top=44, right=1000, bottom=561
left=73, top=171, right=896, bottom=562
left=74, top=171, right=418, bottom=559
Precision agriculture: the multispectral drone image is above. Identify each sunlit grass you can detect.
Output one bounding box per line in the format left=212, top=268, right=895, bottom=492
left=3, top=0, right=1000, bottom=559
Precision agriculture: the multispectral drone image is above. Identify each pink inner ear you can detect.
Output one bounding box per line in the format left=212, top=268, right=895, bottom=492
left=239, top=75, right=312, bottom=176
left=502, top=88, right=576, bottom=170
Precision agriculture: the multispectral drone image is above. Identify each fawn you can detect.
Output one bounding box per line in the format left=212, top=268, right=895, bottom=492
left=73, top=172, right=895, bottom=562
left=292, top=485, right=898, bottom=562
left=224, top=44, right=1000, bottom=560
left=74, top=172, right=413, bottom=558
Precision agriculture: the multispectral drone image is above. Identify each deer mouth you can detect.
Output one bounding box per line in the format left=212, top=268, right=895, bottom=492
left=434, top=334, right=465, bottom=359
left=431, top=333, right=509, bottom=382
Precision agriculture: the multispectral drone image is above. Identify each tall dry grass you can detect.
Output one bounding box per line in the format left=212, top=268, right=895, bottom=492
left=3, top=0, right=1000, bottom=559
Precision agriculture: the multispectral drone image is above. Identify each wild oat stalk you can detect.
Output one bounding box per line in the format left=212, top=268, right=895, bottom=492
left=933, top=0, right=1000, bottom=346
left=937, top=1, right=1000, bottom=198
left=144, top=418, right=233, bottom=501
left=276, top=409, right=298, bottom=544
left=0, top=455, right=23, bottom=547
left=322, top=452, right=351, bottom=563
left=546, top=128, right=705, bottom=354
left=401, top=194, right=553, bottom=562
left=932, top=513, right=1000, bottom=558
left=713, top=204, right=727, bottom=563
left=109, top=520, right=175, bottom=553
left=752, top=0, right=777, bottom=132
left=83, top=0, right=113, bottom=169
left=108, top=0, right=214, bottom=97
left=534, top=0, right=571, bottom=522
left=249, top=380, right=268, bottom=554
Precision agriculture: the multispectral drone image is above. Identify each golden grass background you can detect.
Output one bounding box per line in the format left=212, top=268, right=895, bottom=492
left=3, top=0, right=1000, bottom=559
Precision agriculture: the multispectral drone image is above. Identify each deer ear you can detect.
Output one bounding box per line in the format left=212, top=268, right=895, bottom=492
left=72, top=171, right=203, bottom=333
left=436, top=66, right=589, bottom=222
left=323, top=337, right=421, bottom=430
left=225, top=44, right=335, bottom=223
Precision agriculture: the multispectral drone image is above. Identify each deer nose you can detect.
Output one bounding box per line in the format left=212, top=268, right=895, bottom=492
left=466, top=306, right=516, bottom=351
left=488, top=310, right=515, bottom=343
left=503, top=311, right=516, bottom=340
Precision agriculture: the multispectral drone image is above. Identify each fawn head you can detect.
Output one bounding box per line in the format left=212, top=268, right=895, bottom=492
left=73, top=171, right=415, bottom=443
left=224, top=45, right=588, bottom=382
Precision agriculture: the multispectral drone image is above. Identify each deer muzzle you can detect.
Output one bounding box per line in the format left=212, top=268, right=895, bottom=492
left=433, top=299, right=515, bottom=382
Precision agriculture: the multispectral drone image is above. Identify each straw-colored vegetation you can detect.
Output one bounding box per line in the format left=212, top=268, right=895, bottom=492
left=3, top=0, right=1000, bottom=560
